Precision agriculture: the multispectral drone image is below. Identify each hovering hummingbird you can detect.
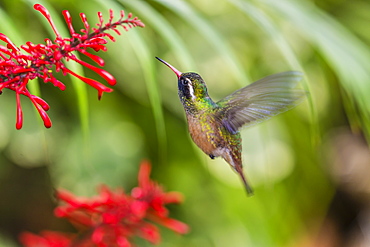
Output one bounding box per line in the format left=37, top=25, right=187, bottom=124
left=156, top=57, right=305, bottom=195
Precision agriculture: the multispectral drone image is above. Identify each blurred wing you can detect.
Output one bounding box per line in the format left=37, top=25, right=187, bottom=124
left=216, top=71, right=306, bottom=134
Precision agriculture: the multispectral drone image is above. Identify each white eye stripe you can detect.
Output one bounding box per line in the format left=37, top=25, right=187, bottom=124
left=185, top=78, right=196, bottom=99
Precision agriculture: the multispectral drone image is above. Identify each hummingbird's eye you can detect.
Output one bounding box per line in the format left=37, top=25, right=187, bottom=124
left=182, top=78, right=190, bottom=85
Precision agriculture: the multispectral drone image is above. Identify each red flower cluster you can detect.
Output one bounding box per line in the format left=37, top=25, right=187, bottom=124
left=0, top=4, right=144, bottom=129
left=19, top=161, right=189, bottom=247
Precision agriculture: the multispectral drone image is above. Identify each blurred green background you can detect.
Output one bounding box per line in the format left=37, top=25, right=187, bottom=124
left=0, top=0, right=370, bottom=246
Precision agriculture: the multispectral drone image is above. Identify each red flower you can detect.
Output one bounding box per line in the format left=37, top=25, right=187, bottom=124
left=20, top=161, right=189, bottom=247
left=0, top=4, right=144, bottom=129
left=131, top=161, right=189, bottom=234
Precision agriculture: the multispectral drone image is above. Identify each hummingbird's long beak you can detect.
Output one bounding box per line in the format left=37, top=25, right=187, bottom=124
left=155, top=57, right=182, bottom=78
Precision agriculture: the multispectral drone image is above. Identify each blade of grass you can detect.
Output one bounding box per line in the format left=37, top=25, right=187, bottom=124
left=118, top=0, right=196, bottom=69
left=95, top=0, right=167, bottom=163
left=155, top=0, right=251, bottom=86
left=129, top=31, right=167, bottom=164
left=261, top=0, right=370, bottom=141
left=229, top=0, right=319, bottom=145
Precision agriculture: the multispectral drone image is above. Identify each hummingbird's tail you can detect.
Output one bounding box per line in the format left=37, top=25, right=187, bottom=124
left=235, top=165, right=254, bottom=196
left=223, top=150, right=254, bottom=196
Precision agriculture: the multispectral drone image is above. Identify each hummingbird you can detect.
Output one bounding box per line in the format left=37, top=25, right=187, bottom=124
left=156, top=57, right=305, bottom=195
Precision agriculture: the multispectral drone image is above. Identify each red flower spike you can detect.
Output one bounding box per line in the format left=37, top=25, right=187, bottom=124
left=0, top=4, right=144, bottom=129
left=20, top=161, right=188, bottom=246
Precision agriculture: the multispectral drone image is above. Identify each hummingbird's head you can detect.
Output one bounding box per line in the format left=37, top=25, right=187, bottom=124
left=177, top=72, right=209, bottom=102
left=156, top=57, right=210, bottom=107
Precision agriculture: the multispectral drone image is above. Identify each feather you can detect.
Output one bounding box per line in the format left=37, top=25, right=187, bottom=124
left=216, top=71, right=306, bottom=134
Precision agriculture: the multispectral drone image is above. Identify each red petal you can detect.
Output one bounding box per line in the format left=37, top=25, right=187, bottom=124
left=0, top=33, right=19, bottom=52
left=152, top=216, right=189, bottom=234
left=70, top=56, right=116, bottom=85
left=15, top=92, right=23, bottom=130
left=138, top=160, right=152, bottom=189
left=79, top=49, right=105, bottom=66
left=79, top=13, right=90, bottom=32
left=19, top=231, right=72, bottom=247
left=34, top=4, right=61, bottom=38
left=91, top=226, right=105, bottom=244
left=138, top=223, right=160, bottom=244
left=30, top=95, right=50, bottom=111
left=62, top=10, right=76, bottom=36
left=34, top=102, right=52, bottom=128
left=63, top=67, right=113, bottom=99
left=162, top=192, right=184, bottom=204
left=130, top=200, right=148, bottom=218
left=19, top=232, right=47, bottom=246
left=116, top=236, right=131, bottom=247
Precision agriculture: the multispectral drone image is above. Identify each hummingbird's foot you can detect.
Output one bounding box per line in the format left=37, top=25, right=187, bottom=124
left=209, top=154, right=215, bottom=159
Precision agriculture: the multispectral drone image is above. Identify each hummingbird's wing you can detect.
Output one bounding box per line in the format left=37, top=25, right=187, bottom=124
left=216, top=71, right=306, bottom=134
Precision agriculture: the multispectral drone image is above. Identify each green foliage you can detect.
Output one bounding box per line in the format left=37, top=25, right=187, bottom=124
left=0, top=0, right=369, bottom=246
